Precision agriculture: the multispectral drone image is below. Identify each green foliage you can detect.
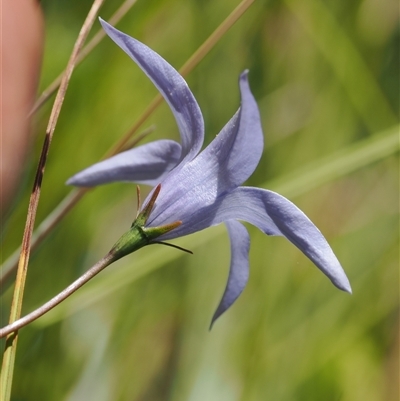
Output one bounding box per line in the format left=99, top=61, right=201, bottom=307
left=1, top=0, right=398, bottom=400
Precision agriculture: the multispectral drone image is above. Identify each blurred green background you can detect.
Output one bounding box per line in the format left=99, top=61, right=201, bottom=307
left=1, top=0, right=398, bottom=400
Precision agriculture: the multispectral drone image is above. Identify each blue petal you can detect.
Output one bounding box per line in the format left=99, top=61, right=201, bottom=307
left=218, top=187, right=352, bottom=293
left=200, top=71, right=264, bottom=190
left=145, top=72, right=264, bottom=228
left=211, top=220, right=250, bottom=327
left=100, top=19, right=204, bottom=163
left=67, top=140, right=181, bottom=187
left=156, top=185, right=351, bottom=293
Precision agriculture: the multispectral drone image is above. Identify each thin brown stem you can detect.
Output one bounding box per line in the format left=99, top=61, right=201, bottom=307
left=0, top=252, right=116, bottom=338
left=180, top=0, right=255, bottom=77
left=0, top=1, right=105, bottom=399
left=30, top=0, right=138, bottom=115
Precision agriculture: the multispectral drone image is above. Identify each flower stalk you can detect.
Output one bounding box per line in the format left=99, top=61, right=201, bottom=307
left=0, top=252, right=116, bottom=339
left=0, top=185, right=183, bottom=339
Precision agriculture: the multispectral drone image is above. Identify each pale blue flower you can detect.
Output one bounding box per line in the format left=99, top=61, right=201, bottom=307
left=68, top=19, right=351, bottom=325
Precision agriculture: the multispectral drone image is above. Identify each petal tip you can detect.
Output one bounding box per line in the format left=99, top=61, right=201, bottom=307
left=66, top=174, right=89, bottom=187
left=65, top=178, right=83, bottom=187
left=99, top=16, right=108, bottom=25
left=209, top=311, right=221, bottom=330
left=333, top=274, right=352, bottom=294
left=239, top=69, right=249, bottom=81
left=65, top=173, right=80, bottom=186
left=99, top=17, right=107, bottom=29
left=208, top=320, right=215, bottom=331
left=342, top=281, right=352, bottom=294
left=99, top=18, right=114, bottom=35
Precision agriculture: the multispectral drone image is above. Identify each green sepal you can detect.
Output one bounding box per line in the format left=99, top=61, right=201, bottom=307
left=110, top=220, right=182, bottom=261
left=109, top=184, right=182, bottom=261
left=110, top=225, right=149, bottom=261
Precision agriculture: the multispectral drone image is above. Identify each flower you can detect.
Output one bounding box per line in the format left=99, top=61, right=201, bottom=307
left=68, top=19, right=351, bottom=325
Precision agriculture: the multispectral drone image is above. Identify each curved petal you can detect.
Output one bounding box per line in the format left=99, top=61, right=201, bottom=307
left=200, top=71, right=264, bottom=189
left=218, top=187, right=352, bottom=293
left=100, top=19, right=204, bottom=162
left=211, top=220, right=250, bottom=328
left=67, top=140, right=181, bottom=187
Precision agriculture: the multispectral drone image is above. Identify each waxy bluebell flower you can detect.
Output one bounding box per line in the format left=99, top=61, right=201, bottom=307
left=68, top=19, right=351, bottom=325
